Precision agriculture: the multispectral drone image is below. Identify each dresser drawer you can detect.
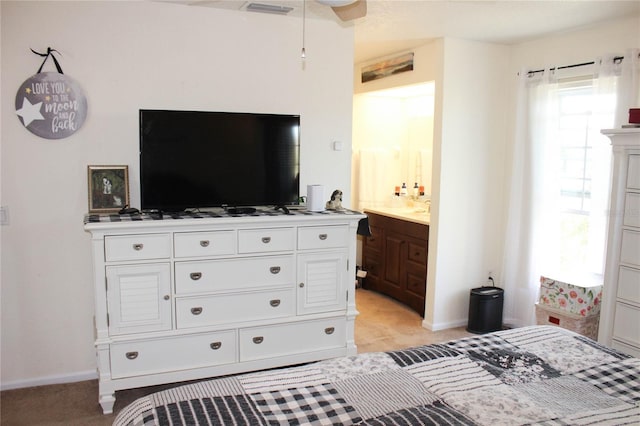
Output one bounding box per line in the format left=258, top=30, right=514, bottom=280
left=298, top=225, right=349, bottom=250
left=407, top=240, right=427, bottom=264
left=627, top=154, right=640, bottom=189
left=624, top=192, right=640, bottom=228
left=174, top=230, right=236, bottom=258
left=238, top=228, right=295, bottom=253
left=363, top=225, right=383, bottom=253
left=110, top=330, right=237, bottom=379
left=239, top=317, right=346, bottom=362
left=105, top=234, right=171, bottom=262
left=175, top=255, right=294, bottom=294
left=176, top=288, right=295, bottom=329
left=618, top=266, right=640, bottom=305
left=611, top=339, right=640, bottom=358
left=620, top=230, right=640, bottom=267
left=613, top=302, right=640, bottom=347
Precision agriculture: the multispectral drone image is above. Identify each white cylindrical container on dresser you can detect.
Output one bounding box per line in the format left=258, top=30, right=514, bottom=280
left=599, top=128, right=640, bottom=357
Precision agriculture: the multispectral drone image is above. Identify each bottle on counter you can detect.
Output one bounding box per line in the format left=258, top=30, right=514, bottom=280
left=419, top=185, right=425, bottom=196
left=400, top=183, right=408, bottom=196
left=394, top=186, right=400, bottom=196
left=413, top=182, right=419, bottom=198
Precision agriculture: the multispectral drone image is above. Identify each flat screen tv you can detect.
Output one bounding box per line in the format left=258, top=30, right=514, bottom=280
left=140, top=109, right=300, bottom=213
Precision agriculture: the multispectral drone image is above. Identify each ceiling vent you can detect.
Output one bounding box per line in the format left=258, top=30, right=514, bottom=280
left=245, top=2, right=294, bottom=15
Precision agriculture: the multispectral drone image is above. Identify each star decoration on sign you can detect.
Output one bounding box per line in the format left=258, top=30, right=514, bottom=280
left=16, top=97, right=44, bottom=127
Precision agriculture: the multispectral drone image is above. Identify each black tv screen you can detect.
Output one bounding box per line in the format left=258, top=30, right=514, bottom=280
left=140, top=109, right=300, bottom=212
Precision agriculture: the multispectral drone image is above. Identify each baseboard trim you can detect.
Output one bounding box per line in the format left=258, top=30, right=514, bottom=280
left=422, top=318, right=467, bottom=331
left=1, top=370, right=98, bottom=391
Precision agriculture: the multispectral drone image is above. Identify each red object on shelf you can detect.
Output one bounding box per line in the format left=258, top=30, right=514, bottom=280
left=630, top=108, right=640, bottom=124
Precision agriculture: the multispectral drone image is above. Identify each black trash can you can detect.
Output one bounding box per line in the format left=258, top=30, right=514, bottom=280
left=467, top=286, right=504, bottom=334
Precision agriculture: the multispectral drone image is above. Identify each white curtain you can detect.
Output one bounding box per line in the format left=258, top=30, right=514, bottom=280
left=502, top=68, right=561, bottom=327
left=502, top=50, right=639, bottom=327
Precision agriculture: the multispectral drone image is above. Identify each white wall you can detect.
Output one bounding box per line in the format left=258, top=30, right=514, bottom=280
left=0, top=0, right=354, bottom=388
left=426, top=38, right=510, bottom=330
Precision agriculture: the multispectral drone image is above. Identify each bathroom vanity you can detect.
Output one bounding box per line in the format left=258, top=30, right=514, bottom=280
left=361, top=208, right=429, bottom=316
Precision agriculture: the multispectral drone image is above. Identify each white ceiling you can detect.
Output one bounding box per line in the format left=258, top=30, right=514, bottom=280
left=176, top=0, right=640, bottom=63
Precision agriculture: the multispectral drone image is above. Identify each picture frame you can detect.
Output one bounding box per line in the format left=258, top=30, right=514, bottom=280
left=87, top=165, right=130, bottom=213
left=361, top=52, right=414, bottom=83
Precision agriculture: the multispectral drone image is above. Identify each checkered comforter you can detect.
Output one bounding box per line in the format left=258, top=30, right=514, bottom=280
left=113, top=326, right=640, bottom=425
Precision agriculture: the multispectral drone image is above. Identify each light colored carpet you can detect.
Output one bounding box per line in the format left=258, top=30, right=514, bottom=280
left=0, top=289, right=471, bottom=425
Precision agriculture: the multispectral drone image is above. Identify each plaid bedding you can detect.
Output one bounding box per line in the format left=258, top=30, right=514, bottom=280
left=113, top=326, right=640, bottom=425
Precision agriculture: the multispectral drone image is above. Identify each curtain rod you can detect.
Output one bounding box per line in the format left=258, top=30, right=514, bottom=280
left=525, top=55, right=625, bottom=76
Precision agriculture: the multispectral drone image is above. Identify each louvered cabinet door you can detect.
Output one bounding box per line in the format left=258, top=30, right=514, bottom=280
left=106, top=263, right=172, bottom=335
left=296, top=251, right=348, bottom=315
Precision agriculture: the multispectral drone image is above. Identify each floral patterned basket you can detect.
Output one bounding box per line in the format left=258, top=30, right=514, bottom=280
left=538, top=276, right=602, bottom=317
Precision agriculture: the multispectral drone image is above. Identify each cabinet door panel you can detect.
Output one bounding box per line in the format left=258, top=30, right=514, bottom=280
left=384, top=235, right=403, bottom=285
left=297, top=251, right=347, bottom=314
left=106, top=263, right=171, bottom=335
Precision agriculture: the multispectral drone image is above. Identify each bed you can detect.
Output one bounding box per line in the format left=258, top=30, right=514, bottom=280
left=114, top=326, right=639, bottom=425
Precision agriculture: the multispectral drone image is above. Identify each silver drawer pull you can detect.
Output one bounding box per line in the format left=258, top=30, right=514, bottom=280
left=132, top=243, right=144, bottom=251
left=125, top=351, right=138, bottom=360
left=163, top=295, right=170, bottom=301
left=210, top=342, right=222, bottom=350
left=253, top=336, right=264, bottom=344
left=299, top=282, right=305, bottom=288
left=270, top=266, right=281, bottom=274
left=318, top=234, right=328, bottom=240
left=200, top=240, right=210, bottom=247
left=324, top=327, right=335, bottom=335
left=270, top=299, right=281, bottom=307
left=190, top=272, right=202, bottom=281
left=191, top=307, right=203, bottom=315
left=261, top=237, right=271, bottom=244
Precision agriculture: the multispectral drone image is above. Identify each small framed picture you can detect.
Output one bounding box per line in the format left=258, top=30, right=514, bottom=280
left=87, top=165, right=130, bottom=213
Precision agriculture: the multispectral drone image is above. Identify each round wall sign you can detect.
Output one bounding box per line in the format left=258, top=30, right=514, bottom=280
left=15, top=72, right=88, bottom=139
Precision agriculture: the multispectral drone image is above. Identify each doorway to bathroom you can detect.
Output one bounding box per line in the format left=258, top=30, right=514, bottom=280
left=351, top=81, right=435, bottom=211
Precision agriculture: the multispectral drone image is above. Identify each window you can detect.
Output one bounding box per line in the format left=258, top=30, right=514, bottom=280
left=555, top=78, right=614, bottom=276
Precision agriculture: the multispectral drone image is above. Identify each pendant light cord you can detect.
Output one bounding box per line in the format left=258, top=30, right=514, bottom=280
left=301, top=0, right=306, bottom=59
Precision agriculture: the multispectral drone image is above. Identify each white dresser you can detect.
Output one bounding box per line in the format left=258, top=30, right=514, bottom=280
left=599, top=128, right=640, bottom=357
left=84, top=209, right=365, bottom=414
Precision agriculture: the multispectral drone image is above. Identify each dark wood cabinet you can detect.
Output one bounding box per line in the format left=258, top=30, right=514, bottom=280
left=362, top=212, right=429, bottom=316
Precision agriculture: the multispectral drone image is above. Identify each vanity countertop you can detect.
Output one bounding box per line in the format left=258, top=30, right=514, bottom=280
left=364, top=207, right=430, bottom=226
